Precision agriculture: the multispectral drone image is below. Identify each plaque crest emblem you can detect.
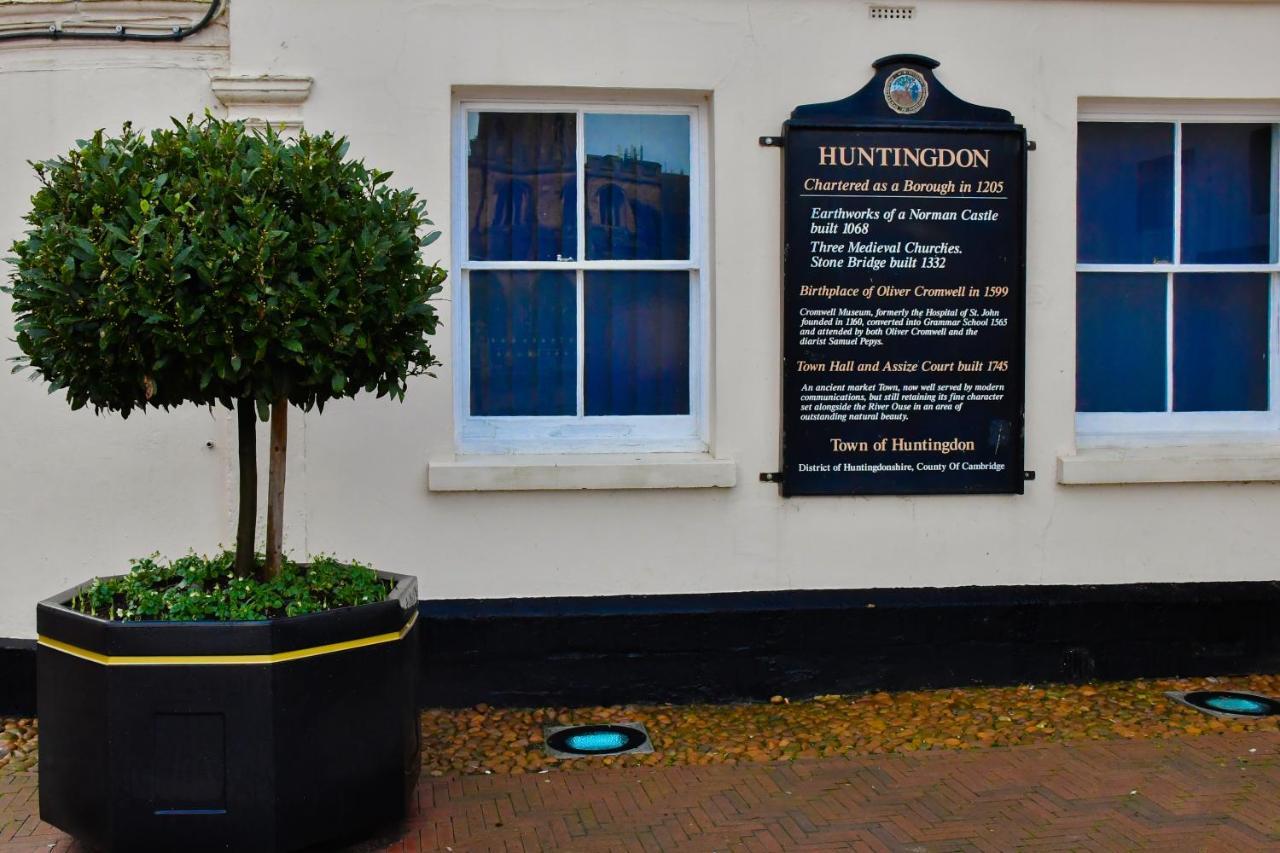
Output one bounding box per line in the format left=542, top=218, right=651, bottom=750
left=884, top=68, right=928, bottom=114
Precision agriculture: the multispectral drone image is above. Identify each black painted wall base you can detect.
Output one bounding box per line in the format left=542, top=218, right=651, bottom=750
left=0, top=640, right=36, bottom=715
left=6, top=581, right=1280, bottom=716
left=418, top=581, right=1280, bottom=708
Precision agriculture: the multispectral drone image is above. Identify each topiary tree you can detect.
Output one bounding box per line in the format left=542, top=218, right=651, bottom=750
left=5, top=115, right=444, bottom=581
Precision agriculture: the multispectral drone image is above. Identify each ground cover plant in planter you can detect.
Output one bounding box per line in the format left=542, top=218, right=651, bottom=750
left=5, top=115, right=444, bottom=852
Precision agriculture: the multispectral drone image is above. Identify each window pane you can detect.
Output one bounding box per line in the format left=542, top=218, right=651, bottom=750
left=1181, top=124, right=1272, bottom=264
left=1077, top=273, right=1167, bottom=412
left=1173, top=273, right=1268, bottom=411
left=585, top=114, right=691, bottom=260
left=585, top=271, right=690, bottom=415
left=470, top=271, right=576, bottom=416
left=468, top=112, right=576, bottom=261
left=1077, top=123, right=1174, bottom=263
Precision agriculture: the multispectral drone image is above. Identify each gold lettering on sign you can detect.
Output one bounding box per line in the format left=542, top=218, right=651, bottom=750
left=816, top=146, right=991, bottom=169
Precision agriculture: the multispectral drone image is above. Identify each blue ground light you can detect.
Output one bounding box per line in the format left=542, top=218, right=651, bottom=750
left=565, top=731, right=631, bottom=752
left=545, top=723, right=652, bottom=757
left=1173, top=690, right=1280, bottom=718
left=1203, top=695, right=1270, bottom=715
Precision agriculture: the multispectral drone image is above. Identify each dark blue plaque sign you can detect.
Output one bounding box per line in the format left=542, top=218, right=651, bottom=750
left=775, top=55, right=1027, bottom=496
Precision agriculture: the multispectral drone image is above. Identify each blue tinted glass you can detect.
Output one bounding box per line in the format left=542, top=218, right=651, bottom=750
left=586, top=114, right=691, bottom=260
left=1077, top=273, right=1167, bottom=412
left=468, top=112, right=576, bottom=261
left=1077, top=123, right=1174, bottom=263
left=1173, top=273, right=1268, bottom=411
left=565, top=731, right=629, bottom=752
left=585, top=272, right=690, bottom=416
left=470, top=271, right=576, bottom=416
left=1181, top=124, right=1272, bottom=263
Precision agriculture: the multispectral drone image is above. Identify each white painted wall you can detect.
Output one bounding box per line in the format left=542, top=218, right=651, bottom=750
left=3, top=0, right=1280, bottom=638
left=0, top=5, right=230, bottom=636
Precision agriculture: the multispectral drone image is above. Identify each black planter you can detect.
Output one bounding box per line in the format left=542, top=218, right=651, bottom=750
left=36, top=571, right=420, bottom=853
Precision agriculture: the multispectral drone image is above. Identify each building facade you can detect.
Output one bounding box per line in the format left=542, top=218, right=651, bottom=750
left=3, top=0, right=1280, bottom=710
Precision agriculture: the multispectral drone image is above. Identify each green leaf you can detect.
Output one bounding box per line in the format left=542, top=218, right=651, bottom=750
left=71, top=238, right=98, bottom=261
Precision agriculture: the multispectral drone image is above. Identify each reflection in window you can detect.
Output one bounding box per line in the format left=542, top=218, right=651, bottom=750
left=460, top=105, right=703, bottom=451
left=468, top=112, right=576, bottom=261
left=586, top=113, right=690, bottom=260
left=596, top=183, right=628, bottom=228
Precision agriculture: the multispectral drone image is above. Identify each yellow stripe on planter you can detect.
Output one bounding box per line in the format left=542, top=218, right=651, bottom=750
left=37, top=611, right=418, bottom=666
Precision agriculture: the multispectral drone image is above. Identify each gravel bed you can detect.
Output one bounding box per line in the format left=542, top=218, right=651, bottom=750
left=420, top=674, right=1280, bottom=776
left=0, top=717, right=37, bottom=773
left=7, top=674, right=1280, bottom=779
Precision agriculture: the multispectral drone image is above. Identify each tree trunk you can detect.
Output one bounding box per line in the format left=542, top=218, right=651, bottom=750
left=234, top=398, right=257, bottom=578
left=263, top=396, right=288, bottom=581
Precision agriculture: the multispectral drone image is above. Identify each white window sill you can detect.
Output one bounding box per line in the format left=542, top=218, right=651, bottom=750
left=427, top=453, right=737, bottom=492
left=1058, top=442, right=1280, bottom=485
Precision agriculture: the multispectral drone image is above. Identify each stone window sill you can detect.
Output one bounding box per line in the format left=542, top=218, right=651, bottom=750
left=1057, top=443, right=1280, bottom=485
left=427, top=453, right=737, bottom=492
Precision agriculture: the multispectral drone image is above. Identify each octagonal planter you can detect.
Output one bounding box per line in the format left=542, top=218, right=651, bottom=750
left=35, top=571, right=420, bottom=853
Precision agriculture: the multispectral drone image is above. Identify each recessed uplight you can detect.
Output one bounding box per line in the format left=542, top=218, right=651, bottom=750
left=1166, top=690, right=1280, bottom=719
left=544, top=723, right=653, bottom=758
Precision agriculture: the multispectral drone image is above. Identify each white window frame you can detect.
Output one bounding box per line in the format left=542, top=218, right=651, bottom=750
left=1075, top=105, right=1280, bottom=448
left=451, top=97, right=710, bottom=455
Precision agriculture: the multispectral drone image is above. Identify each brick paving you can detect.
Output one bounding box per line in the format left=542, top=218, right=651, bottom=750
left=3, top=731, right=1279, bottom=851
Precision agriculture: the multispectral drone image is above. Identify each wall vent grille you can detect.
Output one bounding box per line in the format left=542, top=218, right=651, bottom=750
left=869, top=5, right=915, bottom=20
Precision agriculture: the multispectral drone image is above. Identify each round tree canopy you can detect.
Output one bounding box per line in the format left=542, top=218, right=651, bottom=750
left=5, top=115, right=445, bottom=417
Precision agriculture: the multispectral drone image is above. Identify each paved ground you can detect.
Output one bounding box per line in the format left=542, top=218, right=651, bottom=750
left=3, top=731, right=1278, bottom=851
